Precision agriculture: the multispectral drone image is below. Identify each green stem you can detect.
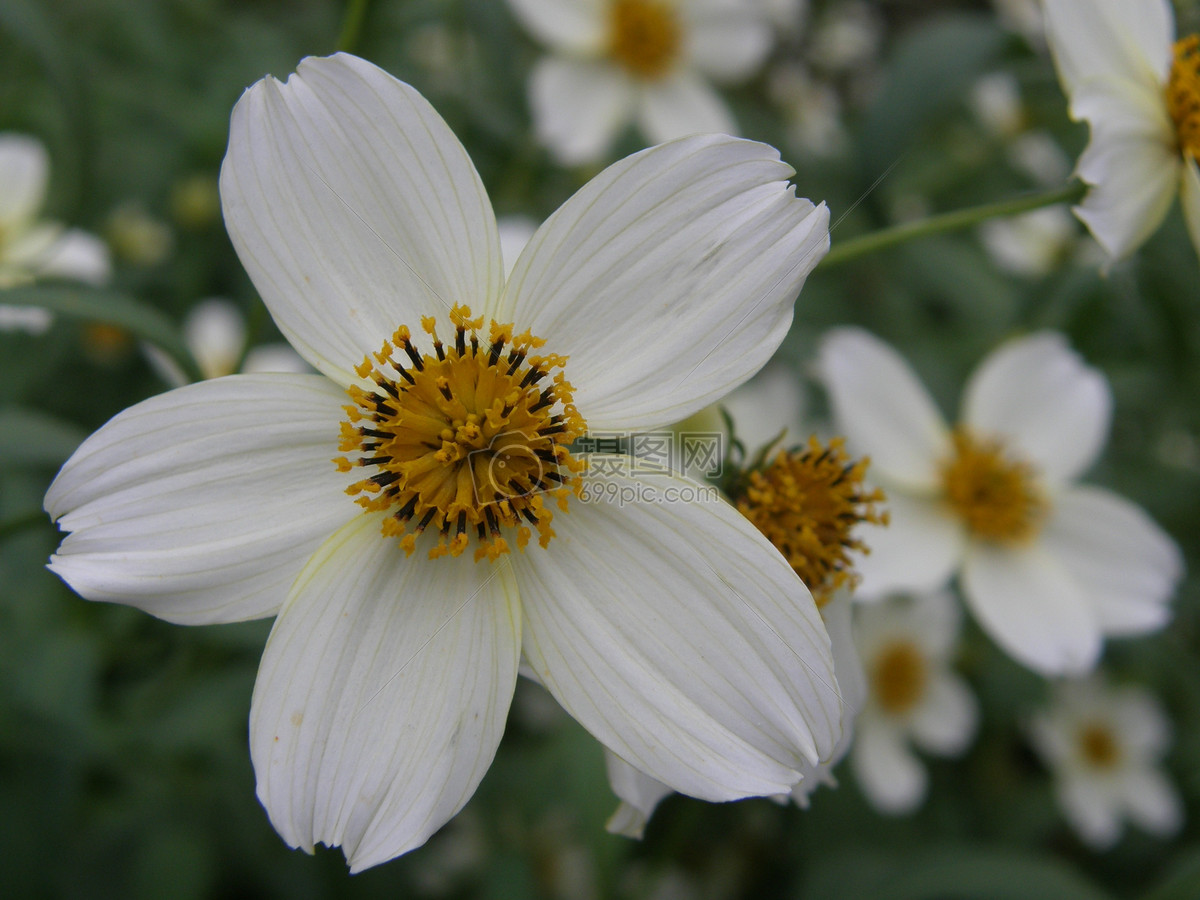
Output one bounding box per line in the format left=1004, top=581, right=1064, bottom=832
left=820, top=180, right=1088, bottom=269
left=336, top=0, right=371, bottom=54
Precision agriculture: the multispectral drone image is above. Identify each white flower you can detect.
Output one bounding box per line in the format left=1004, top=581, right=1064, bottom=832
left=1030, top=676, right=1183, bottom=849
left=604, top=592, right=865, bottom=836
left=146, top=297, right=310, bottom=386
left=0, top=133, right=111, bottom=329
left=44, top=53, right=835, bottom=871
left=819, top=328, right=1183, bottom=676
left=978, top=206, right=1078, bottom=277
left=505, top=0, right=782, bottom=165
left=1042, top=0, right=1200, bottom=261
left=850, top=590, right=978, bottom=815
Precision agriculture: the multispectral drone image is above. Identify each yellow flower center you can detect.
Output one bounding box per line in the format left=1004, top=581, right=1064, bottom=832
left=1168, top=34, right=1200, bottom=160
left=335, top=305, right=587, bottom=562
left=735, top=436, right=888, bottom=608
left=1077, top=721, right=1121, bottom=770
left=941, top=428, right=1046, bottom=544
left=871, top=641, right=928, bottom=715
left=608, top=0, right=682, bottom=81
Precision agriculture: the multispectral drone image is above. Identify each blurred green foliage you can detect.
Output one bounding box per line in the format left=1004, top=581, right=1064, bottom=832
left=1, top=0, right=1198, bottom=898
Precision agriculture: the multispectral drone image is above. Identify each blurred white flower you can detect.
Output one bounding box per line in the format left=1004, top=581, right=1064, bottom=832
left=769, top=64, right=848, bottom=158
left=505, top=0, right=784, bottom=165
left=46, top=54, right=835, bottom=871
left=1043, top=0, right=1200, bottom=261
left=978, top=206, right=1078, bottom=277
left=1007, top=130, right=1072, bottom=187
left=850, top=590, right=978, bottom=815
left=0, top=133, right=110, bottom=328
left=1030, top=676, right=1183, bottom=848
left=497, top=214, right=539, bottom=278
left=970, top=71, right=1025, bottom=140
left=806, top=1, right=882, bottom=76
left=145, top=297, right=309, bottom=386
left=991, top=0, right=1043, bottom=46
left=819, top=328, right=1183, bottom=676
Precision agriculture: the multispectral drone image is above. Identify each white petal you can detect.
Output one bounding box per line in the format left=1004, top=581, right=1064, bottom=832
left=45, top=374, right=357, bottom=624
left=961, top=543, right=1101, bottom=676
left=852, top=492, right=965, bottom=601
left=817, top=328, right=951, bottom=490
left=1070, top=81, right=1180, bottom=261
left=684, top=8, right=773, bottom=82
left=0, top=133, right=48, bottom=231
left=1057, top=775, right=1122, bottom=849
left=851, top=718, right=926, bottom=815
left=503, top=134, right=829, bottom=432
left=12, top=226, right=112, bottom=286
left=903, top=588, right=963, bottom=659
left=250, top=514, right=520, bottom=871
left=497, top=215, right=538, bottom=278
left=718, top=362, right=806, bottom=452
left=529, top=57, right=634, bottom=166
left=1182, top=157, right=1200, bottom=262
left=604, top=750, right=674, bottom=838
left=1111, top=686, right=1172, bottom=761
left=516, top=465, right=840, bottom=800
left=1042, top=0, right=1173, bottom=97
left=1119, top=767, right=1183, bottom=837
left=0, top=304, right=53, bottom=334
left=823, top=595, right=867, bottom=723
left=909, top=673, right=978, bottom=757
left=637, top=72, right=737, bottom=144
left=961, top=332, right=1111, bottom=484
left=505, top=0, right=607, bottom=53
left=220, top=53, right=503, bottom=384
left=242, top=343, right=311, bottom=374
left=1041, top=485, right=1182, bottom=636
left=185, top=298, right=247, bottom=380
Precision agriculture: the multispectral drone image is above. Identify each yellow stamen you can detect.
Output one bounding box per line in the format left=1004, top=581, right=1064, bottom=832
left=1168, top=35, right=1200, bottom=160
left=335, top=306, right=587, bottom=562
left=1077, top=722, right=1121, bottom=770
left=941, top=428, right=1045, bottom=544
left=872, top=641, right=927, bottom=715
left=608, top=0, right=681, bottom=81
left=736, top=436, right=888, bottom=608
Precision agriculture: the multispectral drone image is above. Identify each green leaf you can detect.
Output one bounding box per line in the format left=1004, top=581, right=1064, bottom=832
left=0, top=285, right=201, bottom=381
left=0, top=406, right=88, bottom=467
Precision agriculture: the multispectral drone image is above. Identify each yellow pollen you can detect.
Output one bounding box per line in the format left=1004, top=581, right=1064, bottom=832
left=735, top=436, right=888, bottom=608
left=1077, top=722, right=1121, bottom=770
left=608, top=0, right=682, bottom=81
left=334, top=305, right=587, bottom=562
left=941, top=428, right=1045, bottom=544
left=872, top=641, right=927, bottom=715
left=1168, top=35, right=1200, bottom=160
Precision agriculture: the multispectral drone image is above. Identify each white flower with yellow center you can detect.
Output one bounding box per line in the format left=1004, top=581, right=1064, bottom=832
left=851, top=590, right=978, bottom=815
left=819, top=328, right=1183, bottom=676
left=44, top=53, right=835, bottom=871
left=505, top=0, right=786, bottom=165
left=1042, top=0, right=1200, bottom=261
left=1030, top=677, right=1183, bottom=849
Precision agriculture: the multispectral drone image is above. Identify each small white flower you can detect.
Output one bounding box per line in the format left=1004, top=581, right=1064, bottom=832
left=1030, top=676, right=1183, bottom=849
left=45, top=54, right=835, bottom=871
left=850, top=590, right=978, bottom=815
left=819, top=328, right=1184, bottom=676
left=505, top=0, right=783, bottom=165
left=0, top=133, right=111, bottom=331
left=0, top=133, right=111, bottom=289
left=978, top=206, right=1078, bottom=278
left=1042, top=0, right=1200, bottom=261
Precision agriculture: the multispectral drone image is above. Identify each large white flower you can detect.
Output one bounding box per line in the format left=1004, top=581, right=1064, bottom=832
left=44, top=53, right=835, bottom=871
left=1029, top=676, right=1183, bottom=849
left=1042, top=0, right=1200, bottom=261
left=0, top=133, right=110, bottom=289
left=505, top=0, right=787, bottom=165
left=818, top=328, right=1183, bottom=676
left=850, top=590, right=978, bottom=815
